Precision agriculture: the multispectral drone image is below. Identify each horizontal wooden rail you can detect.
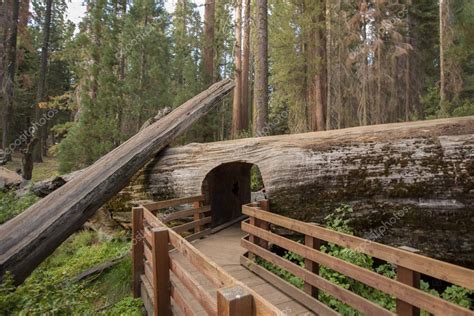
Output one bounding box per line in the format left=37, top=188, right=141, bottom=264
left=173, top=217, right=212, bottom=234
left=242, top=204, right=474, bottom=316
left=241, top=237, right=393, bottom=316
left=170, top=279, right=195, bottom=316
left=144, top=195, right=204, bottom=211
left=170, top=257, right=217, bottom=315
left=240, top=254, right=339, bottom=316
left=163, top=213, right=283, bottom=315
left=242, top=205, right=474, bottom=290
left=161, top=205, right=211, bottom=224
left=242, top=220, right=473, bottom=315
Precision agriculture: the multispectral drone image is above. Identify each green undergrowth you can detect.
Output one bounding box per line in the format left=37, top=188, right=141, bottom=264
left=256, top=205, right=472, bottom=315
left=0, top=190, right=39, bottom=224
left=0, top=230, right=143, bottom=315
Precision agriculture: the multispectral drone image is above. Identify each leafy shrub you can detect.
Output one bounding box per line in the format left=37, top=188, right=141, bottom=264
left=0, top=191, right=38, bottom=224
left=452, top=98, right=474, bottom=117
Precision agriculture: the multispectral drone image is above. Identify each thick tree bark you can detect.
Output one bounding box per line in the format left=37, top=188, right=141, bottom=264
left=307, top=0, right=327, bottom=132
left=253, top=0, right=268, bottom=136
left=232, top=0, right=243, bottom=137
left=0, top=79, right=235, bottom=285
left=33, top=0, right=53, bottom=162
left=128, top=117, right=474, bottom=267
left=439, top=0, right=447, bottom=104
left=1, top=0, right=19, bottom=156
left=203, top=0, right=215, bottom=85
left=241, top=0, right=251, bottom=131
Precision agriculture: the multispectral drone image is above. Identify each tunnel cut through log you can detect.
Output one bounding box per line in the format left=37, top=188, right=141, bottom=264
left=201, top=162, right=263, bottom=227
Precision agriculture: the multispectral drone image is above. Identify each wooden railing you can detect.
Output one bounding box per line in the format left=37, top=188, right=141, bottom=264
left=132, top=197, right=284, bottom=316
left=241, top=201, right=474, bottom=316
left=141, top=195, right=212, bottom=241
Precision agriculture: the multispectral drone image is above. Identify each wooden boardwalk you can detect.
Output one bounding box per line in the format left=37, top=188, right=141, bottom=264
left=170, top=224, right=314, bottom=315
left=136, top=198, right=474, bottom=316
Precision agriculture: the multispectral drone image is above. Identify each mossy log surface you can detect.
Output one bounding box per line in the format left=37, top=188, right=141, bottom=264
left=128, top=117, right=474, bottom=267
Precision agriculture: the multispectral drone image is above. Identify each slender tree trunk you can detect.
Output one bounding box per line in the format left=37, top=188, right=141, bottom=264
left=2, top=0, right=20, bottom=157
left=307, top=0, right=327, bottom=132
left=253, top=0, right=268, bottom=136
left=137, top=14, right=148, bottom=131
left=0, top=1, right=7, bottom=137
left=117, top=0, right=126, bottom=137
left=33, top=0, right=53, bottom=162
left=118, top=0, right=126, bottom=82
left=232, top=0, right=242, bottom=137
left=439, top=0, right=447, bottom=105
left=325, top=0, right=331, bottom=130
left=376, top=46, right=382, bottom=124
left=203, top=0, right=215, bottom=85
left=241, top=0, right=251, bottom=131
left=335, top=0, right=342, bottom=129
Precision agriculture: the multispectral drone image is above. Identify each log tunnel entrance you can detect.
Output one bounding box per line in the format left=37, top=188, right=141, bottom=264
left=201, top=162, right=264, bottom=228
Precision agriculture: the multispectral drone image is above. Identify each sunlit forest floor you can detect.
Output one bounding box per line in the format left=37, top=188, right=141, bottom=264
left=4, top=153, right=59, bottom=182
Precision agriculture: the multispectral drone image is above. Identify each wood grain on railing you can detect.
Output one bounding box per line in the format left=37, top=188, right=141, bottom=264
left=170, top=257, right=217, bottom=315
left=242, top=205, right=474, bottom=290
left=170, top=279, right=196, bottom=316
left=164, top=214, right=283, bottom=315
left=173, top=217, right=212, bottom=234
left=151, top=228, right=171, bottom=316
left=242, top=237, right=394, bottom=316
left=144, top=195, right=204, bottom=211
left=161, top=205, right=210, bottom=224
left=132, top=207, right=145, bottom=298
left=139, top=201, right=284, bottom=316
left=242, top=204, right=474, bottom=316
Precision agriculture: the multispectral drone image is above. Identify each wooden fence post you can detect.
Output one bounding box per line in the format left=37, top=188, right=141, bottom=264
left=304, top=235, right=321, bottom=298
left=132, top=207, right=144, bottom=298
left=217, top=286, right=253, bottom=316
left=152, top=227, right=171, bottom=316
left=397, top=246, right=420, bottom=316
left=193, top=200, right=203, bottom=233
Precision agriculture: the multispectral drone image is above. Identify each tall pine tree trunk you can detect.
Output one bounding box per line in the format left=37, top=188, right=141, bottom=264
left=439, top=0, right=447, bottom=105
left=241, top=0, right=251, bottom=131
left=203, top=0, right=215, bottom=85
left=325, top=0, right=331, bottom=130
left=2, top=0, right=20, bottom=156
left=232, top=0, right=242, bottom=137
left=308, top=0, right=326, bottom=132
left=33, top=0, right=53, bottom=162
left=253, top=0, right=268, bottom=136
left=118, top=0, right=126, bottom=82
left=0, top=2, right=6, bottom=138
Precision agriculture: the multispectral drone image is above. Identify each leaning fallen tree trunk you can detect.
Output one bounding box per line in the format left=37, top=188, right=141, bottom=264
left=127, top=117, right=474, bottom=267
left=29, top=107, right=173, bottom=198
left=0, top=79, right=235, bottom=284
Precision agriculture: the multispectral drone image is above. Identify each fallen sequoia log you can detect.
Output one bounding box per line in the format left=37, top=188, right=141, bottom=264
left=126, top=116, right=474, bottom=267
left=0, top=79, right=235, bottom=284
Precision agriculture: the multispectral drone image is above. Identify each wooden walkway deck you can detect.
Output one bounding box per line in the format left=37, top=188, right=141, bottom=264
left=170, top=224, right=314, bottom=315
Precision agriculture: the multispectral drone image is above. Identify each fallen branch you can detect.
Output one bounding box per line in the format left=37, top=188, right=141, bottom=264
left=72, top=253, right=129, bottom=283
